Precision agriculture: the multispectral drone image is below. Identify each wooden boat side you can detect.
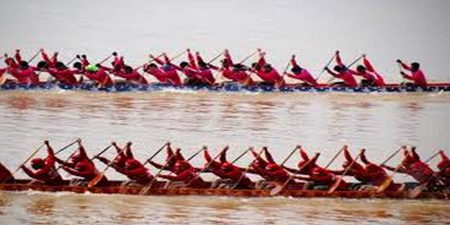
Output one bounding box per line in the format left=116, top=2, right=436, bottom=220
left=0, top=180, right=447, bottom=199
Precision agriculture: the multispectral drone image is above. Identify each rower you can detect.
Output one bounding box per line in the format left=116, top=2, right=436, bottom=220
left=382, top=147, right=437, bottom=189
left=324, top=51, right=358, bottom=87
left=157, top=160, right=209, bottom=188
left=7, top=61, right=40, bottom=85
left=143, top=63, right=172, bottom=84
left=193, top=52, right=216, bottom=85
left=44, top=61, right=80, bottom=85
left=56, top=139, right=108, bottom=186
left=148, top=143, right=179, bottom=173
left=20, top=140, right=63, bottom=185
left=203, top=146, right=254, bottom=189
left=171, top=49, right=207, bottom=86
left=73, top=62, right=113, bottom=86
left=208, top=50, right=253, bottom=86
left=79, top=55, right=90, bottom=67
left=397, top=59, right=428, bottom=87
left=40, top=49, right=58, bottom=69
left=100, top=64, right=148, bottom=85
left=150, top=53, right=182, bottom=85
left=437, top=150, right=450, bottom=186
left=350, top=55, right=386, bottom=87
left=251, top=49, right=285, bottom=87
left=97, top=142, right=134, bottom=174
left=284, top=55, right=319, bottom=87
left=112, top=52, right=125, bottom=71
left=330, top=147, right=366, bottom=182
left=360, top=149, right=402, bottom=191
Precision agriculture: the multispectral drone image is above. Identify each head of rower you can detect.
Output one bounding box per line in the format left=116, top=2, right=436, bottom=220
left=333, top=65, right=347, bottom=73
left=198, top=61, right=208, bottom=70
left=19, top=61, right=29, bottom=70
left=251, top=62, right=261, bottom=71
left=356, top=65, right=366, bottom=73
left=56, top=62, right=68, bottom=71
left=31, top=158, right=45, bottom=170
left=124, top=65, right=133, bottom=74
left=410, top=62, right=420, bottom=72
left=291, top=65, right=303, bottom=74
left=179, top=61, right=189, bottom=69
left=262, top=64, right=273, bottom=73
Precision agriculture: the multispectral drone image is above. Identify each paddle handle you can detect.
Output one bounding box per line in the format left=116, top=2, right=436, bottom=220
left=424, top=151, right=440, bottom=163
left=143, top=142, right=170, bottom=166
left=27, top=50, right=41, bottom=63
left=99, top=54, right=113, bottom=65
left=13, top=143, right=45, bottom=175
left=170, top=50, right=187, bottom=61
left=380, top=146, right=404, bottom=165
left=238, top=50, right=258, bottom=64
left=206, top=50, right=225, bottom=64
left=55, top=139, right=79, bottom=155
left=315, top=55, right=335, bottom=82
left=231, top=149, right=264, bottom=189
left=324, top=146, right=345, bottom=169
left=187, top=148, right=204, bottom=161
left=280, top=146, right=299, bottom=166
left=231, top=148, right=251, bottom=164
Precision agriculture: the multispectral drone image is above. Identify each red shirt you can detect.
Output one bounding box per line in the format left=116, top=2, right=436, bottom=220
left=47, top=68, right=79, bottom=85
left=8, top=67, right=40, bottom=85
left=401, top=62, right=428, bottom=87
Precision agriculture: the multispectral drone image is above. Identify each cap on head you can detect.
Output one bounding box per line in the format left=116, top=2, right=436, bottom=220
left=180, top=61, right=189, bottom=68
left=356, top=65, right=366, bottom=72
left=124, top=65, right=133, bottom=73
left=31, top=158, right=44, bottom=169
left=411, top=62, right=420, bottom=71
left=37, top=61, right=49, bottom=69
left=19, top=61, right=29, bottom=69
left=291, top=65, right=302, bottom=74
left=73, top=62, right=82, bottom=70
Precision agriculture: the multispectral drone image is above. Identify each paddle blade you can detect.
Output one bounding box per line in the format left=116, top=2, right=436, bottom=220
left=376, top=177, right=393, bottom=193
left=87, top=174, right=104, bottom=188
left=327, top=177, right=343, bottom=194
left=269, top=184, right=283, bottom=196
left=139, top=184, right=152, bottom=195
left=408, top=182, right=428, bottom=199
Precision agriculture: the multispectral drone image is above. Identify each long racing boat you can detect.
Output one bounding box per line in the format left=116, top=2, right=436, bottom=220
left=1, top=81, right=450, bottom=93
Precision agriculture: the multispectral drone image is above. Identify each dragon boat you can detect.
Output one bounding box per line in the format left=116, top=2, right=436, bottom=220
left=1, top=81, right=450, bottom=93
left=0, top=179, right=448, bottom=199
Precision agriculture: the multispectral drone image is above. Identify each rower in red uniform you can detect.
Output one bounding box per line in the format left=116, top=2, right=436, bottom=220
left=209, top=50, right=254, bottom=86
left=44, top=62, right=80, bottom=85
left=97, top=142, right=134, bottom=174
left=383, top=147, right=437, bottom=188
left=7, top=61, right=40, bottom=85
left=193, top=52, right=216, bottom=85
left=112, top=52, right=125, bottom=71
left=20, top=140, right=63, bottom=185
left=149, top=53, right=182, bottom=86
left=324, top=51, right=358, bottom=87
left=4, top=54, right=19, bottom=69
left=360, top=149, right=401, bottom=191
left=397, top=59, right=428, bottom=87
left=170, top=49, right=206, bottom=85
left=149, top=143, right=179, bottom=173
left=251, top=50, right=285, bottom=87
left=77, top=55, right=90, bottom=67
left=56, top=139, right=108, bottom=185
left=40, top=49, right=58, bottom=69
left=203, top=146, right=254, bottom=189
left=350, top=55, right=385, bottom=87
left=157, top=160, right=209, bottom=188
left=330, top=146, right=367, bottom=182
left=284, top=55, right=319, bottom=87
left=437, top=150, right=450, bottom=186
left=100, top=64, right=148, bottom=85
left=74, top=62, right=113, bottom=86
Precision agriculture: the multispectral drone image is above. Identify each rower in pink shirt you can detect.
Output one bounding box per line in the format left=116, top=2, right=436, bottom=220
left=350, top=55, right=386, bottom=87
left=284, top=55, right=319, bottom=87
left=397, top=59, right=428, bottom=87
left=324, top=51, right=358, bottom=87
left=251, top=49, right=285, bottom=87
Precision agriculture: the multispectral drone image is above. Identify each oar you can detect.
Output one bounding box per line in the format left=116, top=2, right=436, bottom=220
left=280, top=57, right=292, bottom=78
left=58, top=144, right=113, bottom=173
left=87, top=145, right=127, bottom=188
left=169, top=50, right=188, bottom=61
left=98, top=53, right=114, bottom=65
left=324, top=146, right=346, bottom=169
left=206, top=50, right=225, bottom=64
left=65, top=56, right=78, bottom=66
left=238, top=50, right=258, bottom=64
left=269, top=146, right=303, bottom=196
left=139, top=152, right=177, bottom=195
left=27, top=50, right=41, bottom=63
left=408, top=151, right=442, bottom=198
left=231, top=148, right=264, bottom=189
left=55, top=139, right=80, bottom=155
left=139, top=146, right=204, bottom=194
left=12, top=142, right=45, bottom=176
left=142, top=142, right=170, bottom=166
left=315, top=54, right=335, bottom=82
left=375, top=146, right=407, bottom=193
left=327, top=149, right=364, bottom=194
left=326, top=54, right=364, bottom=84
left=270, top=152, right=317, bottom=196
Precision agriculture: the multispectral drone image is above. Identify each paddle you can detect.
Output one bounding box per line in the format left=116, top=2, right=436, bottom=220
left=315, top=54, right=335, bottom=82
left=27, top=50, right=41, bottom=64
left=87, top=145, right=127, bottom=188
left=65, top=56, right=78, bottom=66
left=142, top=142, right=170, bottom=166
left=207, top=50, right=225, bottom=64
left=231, top=147, right=251, bottom=164
left=54, top=139, right=80, bottom=155
left=139, top=146, right=204, bottom=194
left=324, top=145, right=346, bottom=169
left=58, top=144, right=113, bottom=173
left=184, top=146, right=228, bottom=187
left=327, top=149, right=364, bottom=194
left=376, top=146, right=408, bottom=193
left=12, top=142, right=45, bottom=176
left=408, top=151, right=442, bottom=198
left=268, top=145, right=303, bottom=196
left=380, top=146, right=405, bottom=166
left=231, top=148, right=264, bottom=189
left=326, top=54, right=364, bottom=84
left=98, top=53, right=115, bottom=65
left=238, top=50, right=258, bottom=64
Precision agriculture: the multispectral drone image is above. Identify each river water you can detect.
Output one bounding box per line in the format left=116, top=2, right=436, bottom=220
left=1, top=0, right=450, bottom=224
